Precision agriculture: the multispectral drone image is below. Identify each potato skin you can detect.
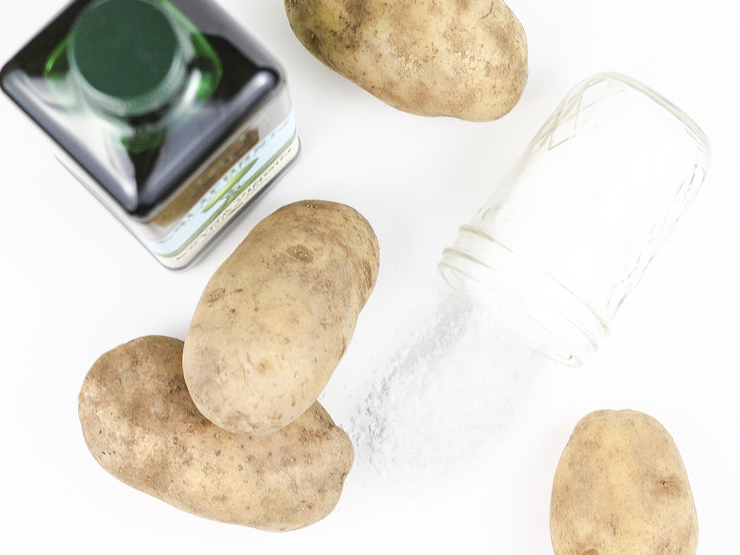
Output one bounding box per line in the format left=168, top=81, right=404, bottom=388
left=78, top=336, right=354, bottom=532
left=550, top=410, right=698, bottom=555
left=284, top=0, right=527, bottom=121
left=183, top=201, right=380, bottom=435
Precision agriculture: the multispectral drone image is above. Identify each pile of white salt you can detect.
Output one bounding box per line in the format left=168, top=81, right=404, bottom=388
left=349, top=282, right=553, bottom=482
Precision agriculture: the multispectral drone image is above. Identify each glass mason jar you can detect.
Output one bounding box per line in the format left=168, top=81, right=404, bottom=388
left=1, top=0, right=299, bottom=269
left=439, top=72, right=711, bottom=367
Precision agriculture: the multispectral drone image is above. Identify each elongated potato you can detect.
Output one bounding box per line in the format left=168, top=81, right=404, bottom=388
left=550, top=410, right=698, bottom=555
left=78, top=336, right=354, bottom=532
left=183, top=200, right=380, bottom=435
left=284, top=0, right=528, bottom=121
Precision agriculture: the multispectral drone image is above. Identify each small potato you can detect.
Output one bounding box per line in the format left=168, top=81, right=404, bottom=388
left=78, top=336, right=354, bottom=532
left=183, top=200, right=379, bottom=435
left=550, top=410, right=698, bottom=555
left=284, top=0, right=528, bottom=121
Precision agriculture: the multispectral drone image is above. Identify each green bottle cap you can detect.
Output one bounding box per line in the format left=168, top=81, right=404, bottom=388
left=69, top=0, right=187, bottom=117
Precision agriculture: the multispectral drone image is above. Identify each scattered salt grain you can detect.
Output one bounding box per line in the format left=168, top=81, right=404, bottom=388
left=350, top=281, right=552, bottom=483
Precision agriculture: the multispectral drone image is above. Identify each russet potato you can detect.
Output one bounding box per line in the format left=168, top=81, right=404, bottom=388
left=78, top=336, right=354, bottom=532
left=284, top=0, right=528, bottom=121
left=550, top=409, right=698, bottom=555
left=183, top=201, right=380, bottom=435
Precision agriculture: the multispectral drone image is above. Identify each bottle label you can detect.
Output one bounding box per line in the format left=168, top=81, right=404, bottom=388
left=145, top=111, right=298, bottom=268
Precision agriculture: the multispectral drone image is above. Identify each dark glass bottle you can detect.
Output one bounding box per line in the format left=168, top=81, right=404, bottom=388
left=1, top=0, right=299, bottom=269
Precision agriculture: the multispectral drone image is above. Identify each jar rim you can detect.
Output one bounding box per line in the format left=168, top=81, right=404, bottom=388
left=439, top=232, right=611, bottom=369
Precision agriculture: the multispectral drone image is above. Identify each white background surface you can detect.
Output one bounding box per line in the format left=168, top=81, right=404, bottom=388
left=1, top=0, right=738, bottom=553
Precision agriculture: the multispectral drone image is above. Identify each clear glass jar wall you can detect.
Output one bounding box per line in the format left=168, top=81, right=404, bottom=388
left=439, top=72, right=711, bottom=367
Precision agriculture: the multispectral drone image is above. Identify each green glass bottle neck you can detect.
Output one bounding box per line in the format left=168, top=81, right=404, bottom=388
left=68, top=0, right=190, bottom=118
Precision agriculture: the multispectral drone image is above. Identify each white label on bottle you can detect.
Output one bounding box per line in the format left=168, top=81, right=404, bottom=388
left=145, top=111, right=298, bottom=268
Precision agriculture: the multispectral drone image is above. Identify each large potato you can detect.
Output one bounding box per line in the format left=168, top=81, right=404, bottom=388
left=183, top=200, right=380, bottom=435
left=78, top=336, right=354, bottom=532
left=550, top=410, right=698, bottom=555
left=284, top=0, right=528, bottom=121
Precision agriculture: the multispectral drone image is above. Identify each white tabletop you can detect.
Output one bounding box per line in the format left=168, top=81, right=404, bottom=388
left=1, top=0, right=737, bottom=553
